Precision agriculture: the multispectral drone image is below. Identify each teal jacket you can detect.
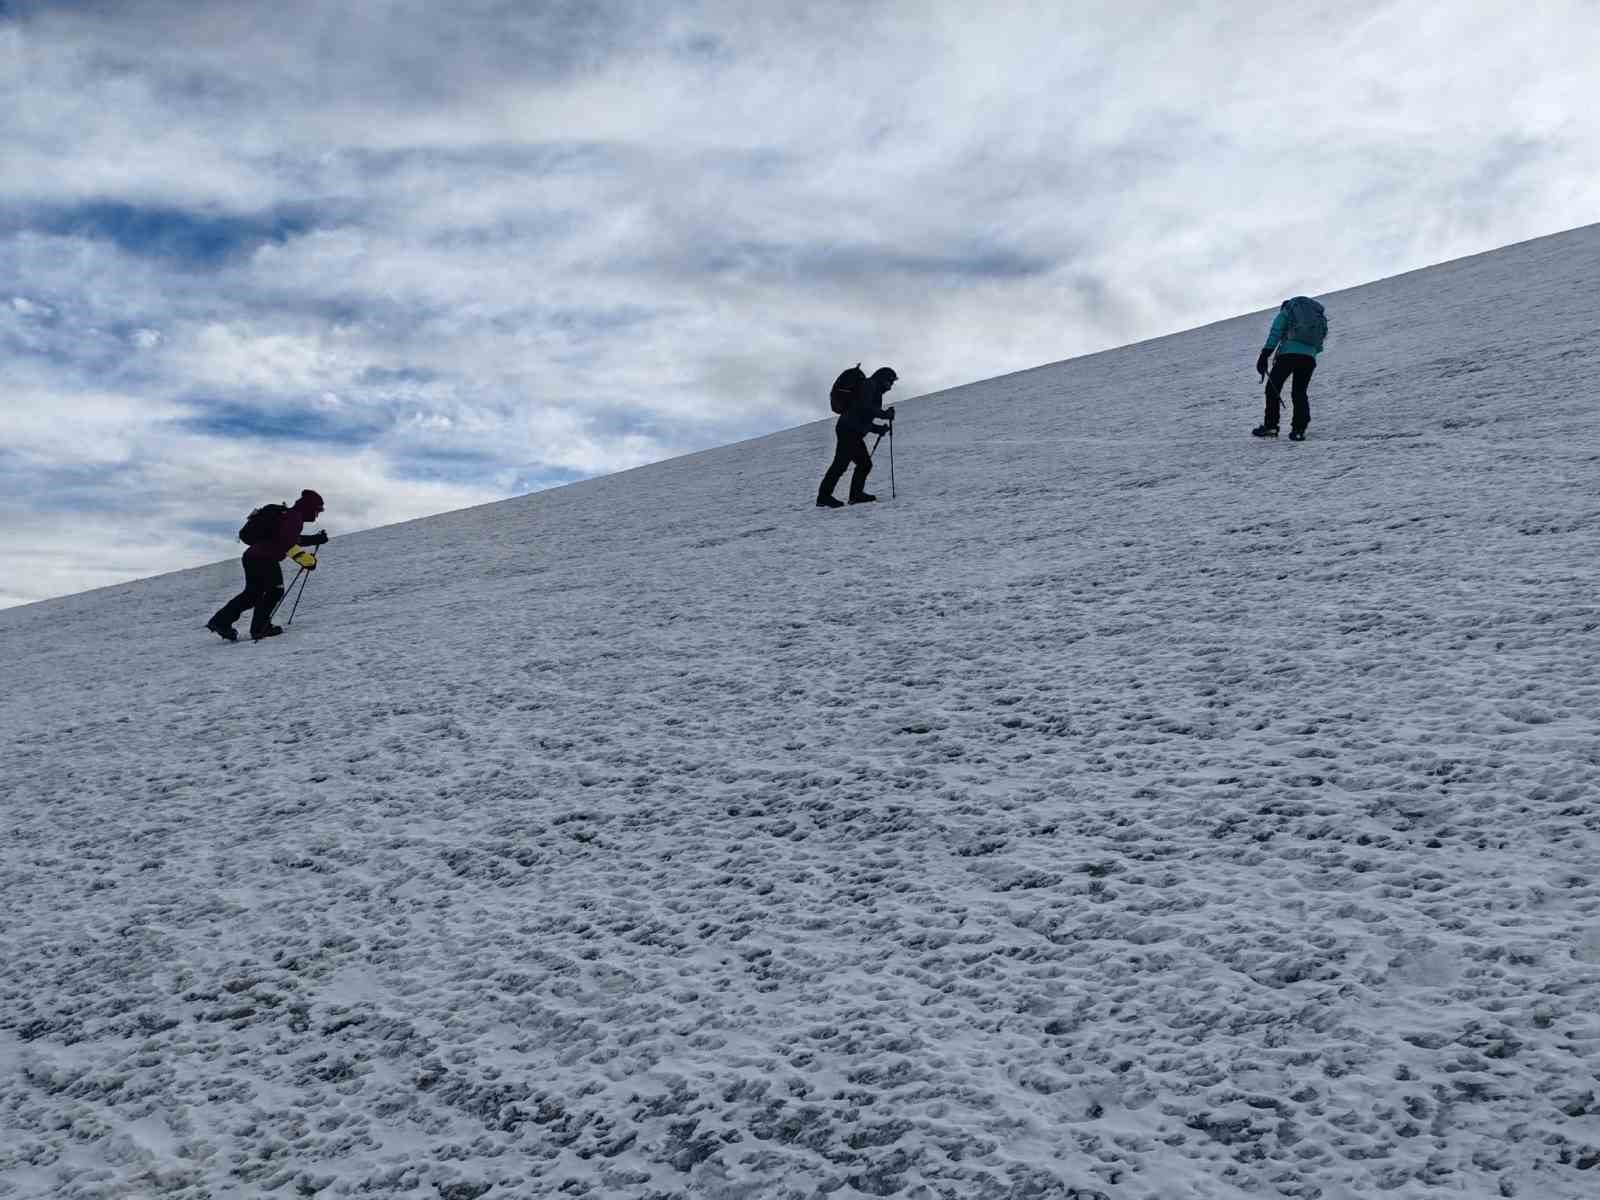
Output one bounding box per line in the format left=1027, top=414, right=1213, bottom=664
left=1263, top=303, right=1323, bottom=359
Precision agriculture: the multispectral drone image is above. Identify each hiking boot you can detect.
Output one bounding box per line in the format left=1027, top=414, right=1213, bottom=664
left=1251, top=425, right=1279, bottom=438
left=206, top=618, right=238, bottom=642
left=848, top=492, right=877, bottom=504
left=1288, top=429, right=1306, bottom=441
left=252, top=624, right=284, bottom=641
left=816, top=494, right=844, bottom=509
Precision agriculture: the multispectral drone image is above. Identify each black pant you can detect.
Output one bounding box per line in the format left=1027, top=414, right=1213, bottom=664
left=212, top=554, right=284, bottom=638
left=1264, top=353, right=1316, bottom=432
left=819, top=430, right=873, bottom=500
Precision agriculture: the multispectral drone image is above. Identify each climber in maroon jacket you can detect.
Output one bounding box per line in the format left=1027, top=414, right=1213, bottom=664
left=207, top=489, right=328, bottom=642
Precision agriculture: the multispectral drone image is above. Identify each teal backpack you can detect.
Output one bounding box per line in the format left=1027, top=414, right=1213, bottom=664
left=1282, top=296, right=1328, bottom=351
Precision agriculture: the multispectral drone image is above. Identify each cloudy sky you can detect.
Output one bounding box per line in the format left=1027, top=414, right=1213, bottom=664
left=3, top=0, right=1597, bottom=608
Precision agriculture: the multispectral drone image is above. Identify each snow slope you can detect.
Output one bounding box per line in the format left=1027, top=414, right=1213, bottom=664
left=3, top=225, right=1600, bottom=1200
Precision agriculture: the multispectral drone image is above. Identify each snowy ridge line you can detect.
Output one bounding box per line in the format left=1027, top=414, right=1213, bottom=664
left=3, top=223, right=1600, bottom=1198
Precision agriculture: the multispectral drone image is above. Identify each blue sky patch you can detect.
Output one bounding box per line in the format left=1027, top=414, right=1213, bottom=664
left=19, top=460, right=141, bottom=513
left=177, top=399, right=386, bottom=445
left=388, top=447, right=517, bottom=488
left=357, top=365, right=443, bottom=388
left=183, top=517, right=244, bottom=541
left=343, top=140, right=624, bottom=179
left=21, top=202, right=318, bottom=269
left=688, top=239, right=1054, bottom=283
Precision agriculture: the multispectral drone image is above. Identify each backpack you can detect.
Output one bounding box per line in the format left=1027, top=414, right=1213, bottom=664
left=1282, top=297, right=1328, bottom=351
left=829, top=363, right=865, bottom=415
left=239, top=502, right=289, bottom=545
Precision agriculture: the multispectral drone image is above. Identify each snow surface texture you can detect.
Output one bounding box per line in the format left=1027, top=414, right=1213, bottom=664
left=4, top=226, right=1600, bottom=1200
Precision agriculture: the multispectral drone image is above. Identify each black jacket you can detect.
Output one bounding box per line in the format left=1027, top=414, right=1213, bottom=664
left=837, top=372, right=893, bottom=436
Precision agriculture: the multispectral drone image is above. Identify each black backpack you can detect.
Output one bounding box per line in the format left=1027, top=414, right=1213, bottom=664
left=829, top=363, right=865, bottom=415
left=239, top=502, right=289, bottom=545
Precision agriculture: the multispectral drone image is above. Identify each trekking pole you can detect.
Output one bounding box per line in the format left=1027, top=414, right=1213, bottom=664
left=285, top=546, right=322, bottom=626
left=285, top=567, right=312, bottom=626
left=889, top=424, right=895, bottom=500
left=268, top=566, right=306, bottom=623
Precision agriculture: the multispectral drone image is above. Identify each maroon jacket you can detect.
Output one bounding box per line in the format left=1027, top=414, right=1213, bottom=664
left=244, top=506, right=310, bottom=562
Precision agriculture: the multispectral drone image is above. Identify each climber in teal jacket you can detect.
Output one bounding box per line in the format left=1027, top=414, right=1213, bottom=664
left=1253, top=296, right=1327, bottom=441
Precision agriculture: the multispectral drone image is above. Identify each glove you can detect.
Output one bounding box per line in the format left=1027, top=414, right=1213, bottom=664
left=1255, top=349, right=1272, bottom=376
left=885, top=406, right=896, bottom=421
left=304, top=531, right=329, bottom=546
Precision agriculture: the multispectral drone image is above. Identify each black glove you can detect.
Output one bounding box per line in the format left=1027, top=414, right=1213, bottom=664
left=304, top=531, right=329, bottom=546
left=1255, top=349, right=1272, bottom=376
left=885, top=405, right=896, bottom=421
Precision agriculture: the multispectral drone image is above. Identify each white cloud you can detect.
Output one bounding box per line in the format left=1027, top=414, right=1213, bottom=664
left=2, top=385, right=180, bottom=465
left=174, top=324, right=355, bottom=394
left=3, top=0, right=1599, bottom=607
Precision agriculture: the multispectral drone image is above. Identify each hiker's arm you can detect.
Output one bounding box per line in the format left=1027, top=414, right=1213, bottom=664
left=1262, top=307, right=1287, bottom=352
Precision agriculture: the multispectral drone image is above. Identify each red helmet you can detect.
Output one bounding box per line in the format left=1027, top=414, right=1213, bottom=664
left=297, top=489, right=325, bottom=513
